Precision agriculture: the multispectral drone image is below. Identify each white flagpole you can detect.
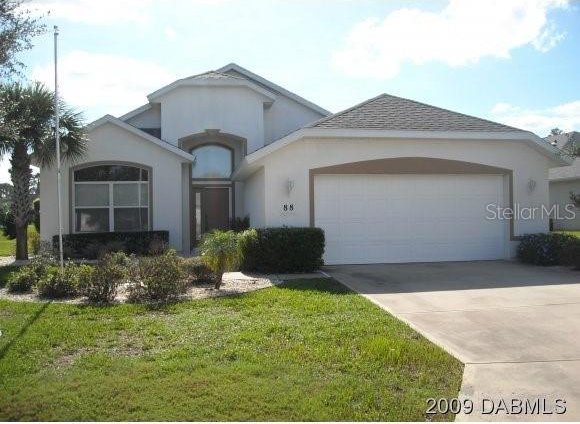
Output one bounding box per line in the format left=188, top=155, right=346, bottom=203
left=54, top=25, right=64, bottom=270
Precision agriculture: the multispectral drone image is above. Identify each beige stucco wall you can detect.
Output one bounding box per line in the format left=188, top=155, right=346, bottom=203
left=40, top=122, right=189, bottom=251
left=243, top=167, right=266, bottom=227
left=158, top=86, right=267, bottom=152
left=550, top=179, right=580, bottom=230
left=253, top=137, right=554, bottom=255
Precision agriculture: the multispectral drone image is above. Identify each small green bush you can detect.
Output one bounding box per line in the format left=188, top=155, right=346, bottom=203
left=80, top=253, right=126, bottom=303
left=6, top=266, right=37, bottom=293
left=181, top=256, right=213, bottom=283
left=37, top=263, right=90, bottom=299
left=28, top=227, right=40, bottom=255
left=128, top=250, right=186, bottom=302
left=199, top=230, right=241, bottom=289
left=517, top=233, right=578, bottom=266
left=239, top=227, right=325, bottom=273
left=0, top=207, right=15, bottom=239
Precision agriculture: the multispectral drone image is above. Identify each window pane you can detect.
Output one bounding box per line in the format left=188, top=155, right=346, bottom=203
left=75, top=165, right=145, bottom=181
left=75, top=208, right=109, bottom=232
left=191, top=145, right=232, bottom=179
left=113, top=184, right=139, bottom=206
left=75, top=184, right=109, bottom=206
left=114, top=208, right=148, bottom=231
left=140, top=183, right=149, bottom=205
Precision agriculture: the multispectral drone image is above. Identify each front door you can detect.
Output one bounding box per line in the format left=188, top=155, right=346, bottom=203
left=192, top=186, right=231, bottom=247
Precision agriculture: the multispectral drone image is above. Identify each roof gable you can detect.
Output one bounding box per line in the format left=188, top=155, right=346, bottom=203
left=217, top=63, right=330, bottom=116
left=309, top=93, right=526, bottom=133
left=87, top=115, right=194, bottom=161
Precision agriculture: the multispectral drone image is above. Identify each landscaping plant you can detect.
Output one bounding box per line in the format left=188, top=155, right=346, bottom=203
left=517, top=232, right=578, bottom=266
left=128, top=250, right=186, bottom=302
left=80, top=252, right=127, bottom=303
left=180, top=256, right=213, bottom=283
left=37, top=263, right=92, bottom=299
left=199, top=230, right=241, bottom=289
left=6, top=265, right=37, bottom=293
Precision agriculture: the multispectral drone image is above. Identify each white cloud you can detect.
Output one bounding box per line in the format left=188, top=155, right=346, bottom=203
left=164, top=26, right=178, bottom=41
left=25, top=0, right=154, bottom=25
left=333, top=0, right=569, bottom=79
left=31, top=50, right=175, bottom=117
left=490, top=100, right=580, bottom=136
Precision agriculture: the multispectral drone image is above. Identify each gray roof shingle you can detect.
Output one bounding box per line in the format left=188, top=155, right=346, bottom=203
left=186, top=70, right=245, bottom=81
left=309, top=93, right=526, bottom=133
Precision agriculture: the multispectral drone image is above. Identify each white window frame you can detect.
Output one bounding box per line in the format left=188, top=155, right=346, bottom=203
left=73, top=179, right=150, bottom=233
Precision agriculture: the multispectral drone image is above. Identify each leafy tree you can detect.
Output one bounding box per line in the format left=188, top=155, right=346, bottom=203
left=0, top=82, right=87, bottom=259
left=0, top=0, right=45, bottom=79
left=550, top=128, right=563, bottom=136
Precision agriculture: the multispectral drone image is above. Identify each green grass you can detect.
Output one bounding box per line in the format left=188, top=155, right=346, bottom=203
left=0, top=231, right=14, bottom=256
left=0, top=224, right=38, bottom=257
left=0, top=278, right=462, bottom=421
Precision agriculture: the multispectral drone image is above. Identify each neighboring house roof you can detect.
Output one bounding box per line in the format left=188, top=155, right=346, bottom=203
left=86, top=115, right=194, bottom=161
left=309, top=93, right=525, bottom=132
left=546, top=131, right=580, bottom=150
left=548, top=132, right=580, bottom=182
left=217, top=63, right=330, bottom=116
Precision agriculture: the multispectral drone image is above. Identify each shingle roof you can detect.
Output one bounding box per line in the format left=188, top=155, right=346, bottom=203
left=546, top=131, right=580, bottom=150
left=309, top=93, right=526, bottom=133
left=186, top=70, right=244, bottom=81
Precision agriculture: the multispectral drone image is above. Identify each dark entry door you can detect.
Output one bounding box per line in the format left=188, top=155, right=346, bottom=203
left=192, top=187, right=230, bottom=247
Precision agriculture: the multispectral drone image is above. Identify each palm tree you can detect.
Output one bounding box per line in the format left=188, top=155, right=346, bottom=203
left=0, top=82, right=86, bottom=259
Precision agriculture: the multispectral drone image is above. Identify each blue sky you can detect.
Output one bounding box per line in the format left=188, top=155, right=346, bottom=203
left=1, top=0, right=580, bottom=182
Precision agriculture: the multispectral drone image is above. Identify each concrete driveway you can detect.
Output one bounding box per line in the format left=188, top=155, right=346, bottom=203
left=325, top=261, right=580, bottom=421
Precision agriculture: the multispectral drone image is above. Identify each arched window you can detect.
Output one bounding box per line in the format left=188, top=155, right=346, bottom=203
left=73, top=164, right=150, bottom=233
left=191, top=145, right=232, bottom=179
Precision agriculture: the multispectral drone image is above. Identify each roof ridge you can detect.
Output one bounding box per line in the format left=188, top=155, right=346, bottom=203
left=184, top=70, right=244, bottom=80
left=307, top=93, right=387, bottom=128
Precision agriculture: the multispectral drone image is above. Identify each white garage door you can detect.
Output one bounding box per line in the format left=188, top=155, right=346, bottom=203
left=314, top=174, right=507, bottom=265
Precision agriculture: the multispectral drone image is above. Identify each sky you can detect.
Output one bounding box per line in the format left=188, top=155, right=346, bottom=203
left=1, top=0, right=580, bottom=183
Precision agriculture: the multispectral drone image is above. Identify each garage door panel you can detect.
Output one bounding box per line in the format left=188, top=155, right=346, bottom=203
left=314, top=174, right=507, bottom=265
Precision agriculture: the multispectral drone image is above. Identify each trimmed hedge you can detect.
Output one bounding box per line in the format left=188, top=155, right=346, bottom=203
left=517, top=233, right=578, bottom=266
left=53, top=231, right=169, bottom=259
left=239, top=227, right=325, bottom=273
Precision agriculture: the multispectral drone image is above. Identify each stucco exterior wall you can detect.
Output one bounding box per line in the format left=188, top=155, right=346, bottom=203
left=159, top=86, right=266, bottom=152
left=243, top=167, right=265, bottom=227
left=254, top=137, right=554, bottom=254
left=40, top=122, right=187, bottom=251
left=550, top=179, right=580, bottom=230
left=263, top=95, right=325, bottom=145
left=125, top=104, right=161, bottom=129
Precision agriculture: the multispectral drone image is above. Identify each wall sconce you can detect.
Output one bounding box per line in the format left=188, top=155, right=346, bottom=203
left=286, top=178, right=295, bottom=196
left=527, top=178, right=537, bottom=194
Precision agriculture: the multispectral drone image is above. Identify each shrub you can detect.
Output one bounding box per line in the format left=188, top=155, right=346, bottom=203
left=6, top=266, right=37, bottom=293
left=517, top=233, right=578, bottom=266
left=80, top=252, right=126, bottom=303
left=127, top=250, right=186, bottom=302
left=37, top=263, right=90, bottom=299
left=239, top=227, right=325, bottom=273
left=53, top=231, right=169, bottom=259
left=32, top=198, right=40, bottom=231
left=230, top=216, right=250, bottom=232
left=199, top=230, right=241, bottom=289
left=28, top=226, right=40, bottom=255
left=0, top=207, right=15, bottom=239
left=181, top=256, right=212, bottom=283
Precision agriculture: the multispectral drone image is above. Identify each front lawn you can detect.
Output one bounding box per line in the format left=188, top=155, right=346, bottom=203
left=0, top=278, right=462, bottom=421
left=0, top=225, right=38, bottom=257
